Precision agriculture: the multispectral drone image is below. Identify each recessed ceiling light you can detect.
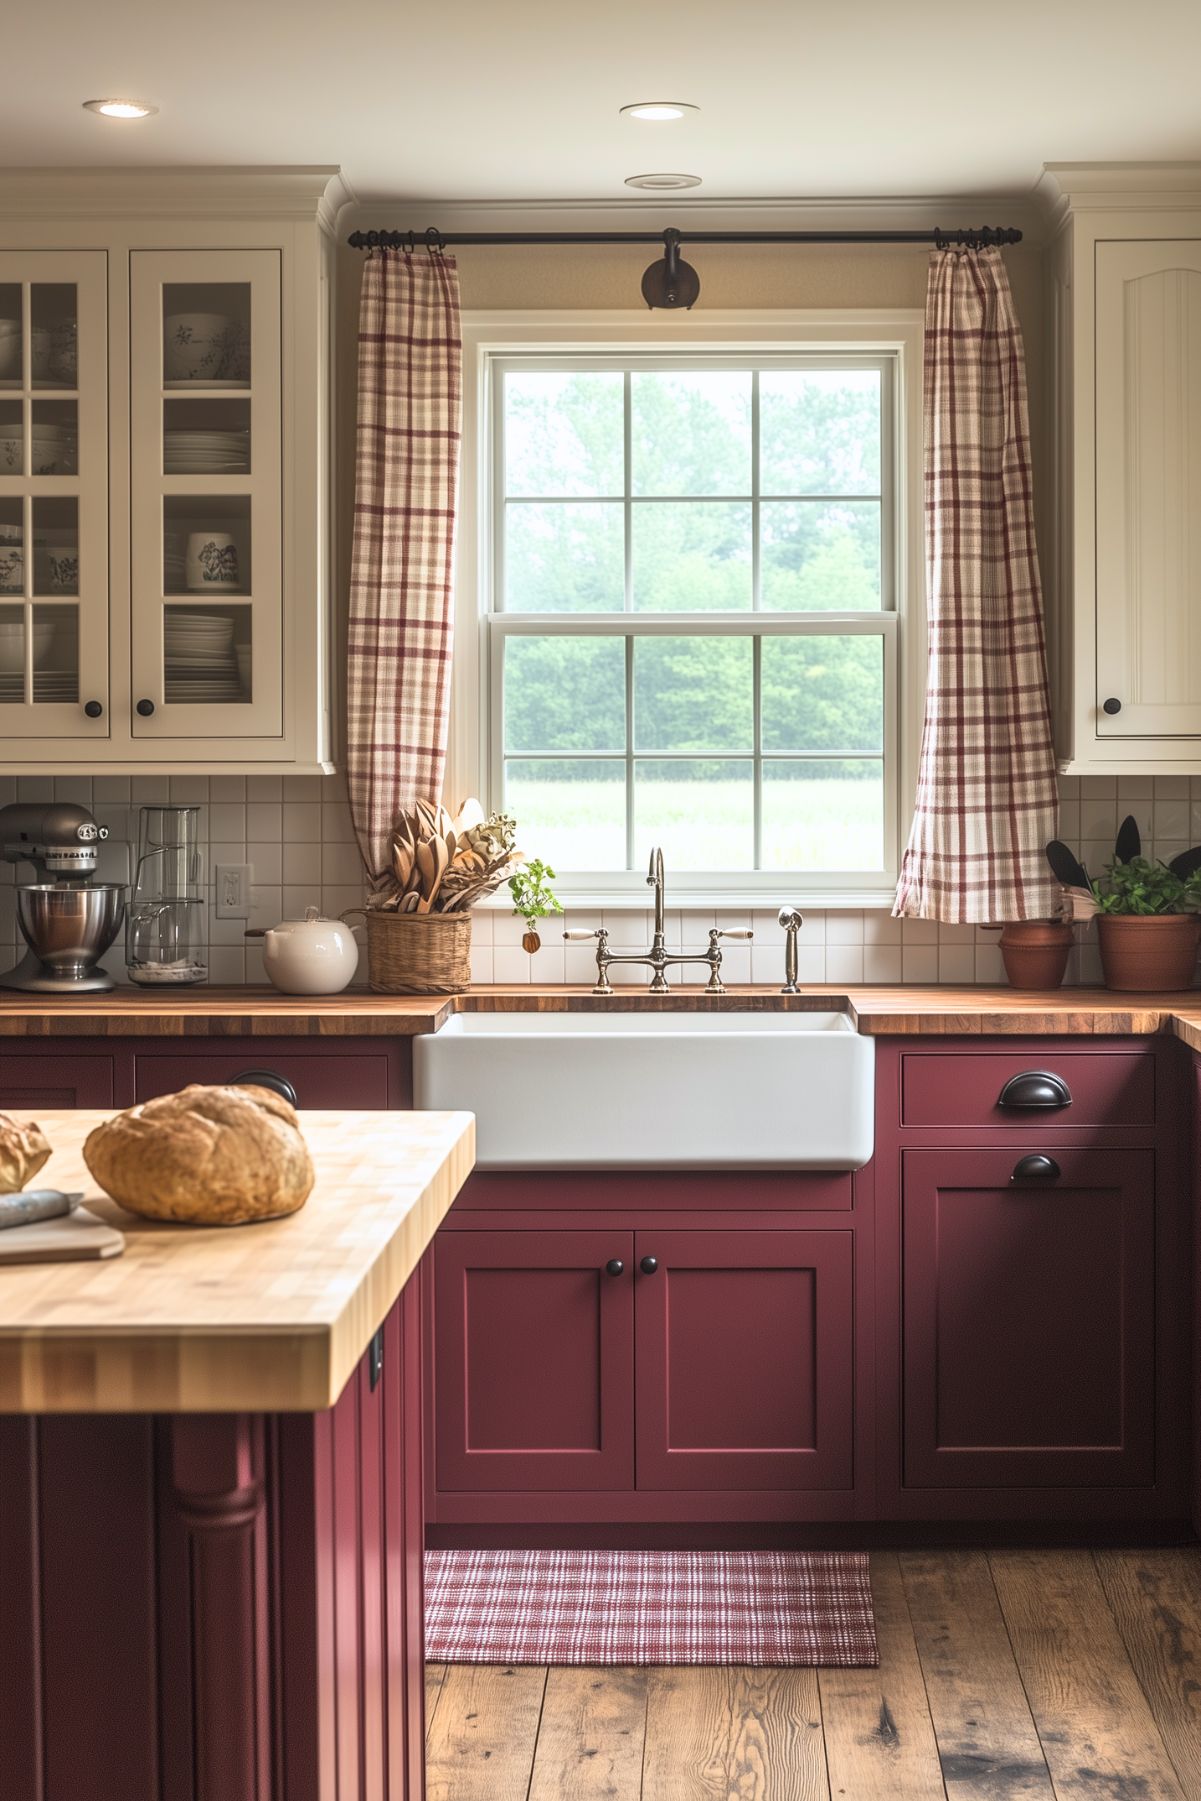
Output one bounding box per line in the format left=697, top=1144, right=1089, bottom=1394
left=625, top=173, right=703, bottom=191
left=620, top=102, right=699, bottom=123
left=82, top=98, right=158, bottom=120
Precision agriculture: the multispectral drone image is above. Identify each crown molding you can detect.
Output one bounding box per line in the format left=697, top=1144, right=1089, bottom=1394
left=0, top=166, right=355, bottom=232
left=1037, top=161, right=1201, bottom=224
left=341, top=190, right=1048, bottom=243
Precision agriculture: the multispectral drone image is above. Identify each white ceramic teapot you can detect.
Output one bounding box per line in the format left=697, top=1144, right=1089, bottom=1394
left=260, top=906, right=360, bottom=995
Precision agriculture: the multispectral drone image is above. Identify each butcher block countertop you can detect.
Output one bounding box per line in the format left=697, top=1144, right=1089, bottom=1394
left=0, top=1108, right=475, bottom=1416
left=3, top=983, right=1201, bottom=1044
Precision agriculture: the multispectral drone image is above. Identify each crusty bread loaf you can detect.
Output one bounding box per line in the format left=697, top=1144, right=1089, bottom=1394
left=0, top=1113, right=51, bottom=1193
left=83, top=1084, right=315, bottom=1226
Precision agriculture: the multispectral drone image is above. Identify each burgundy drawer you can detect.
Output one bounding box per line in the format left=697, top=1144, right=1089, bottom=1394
left=900, top=1051, right=1155, bottom=1128
left=133, top=1051, right=393, bottom=1111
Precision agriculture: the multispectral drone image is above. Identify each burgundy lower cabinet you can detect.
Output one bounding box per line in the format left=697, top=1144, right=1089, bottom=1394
left=434, top=1229, right=636, bottom=1491
left=0, top=1036, right=413, bottom=1111
left=874, top=1036, right=1191, bottom=1527
left=430, top=1203, right=867, bottom=1527
left=0, top=1272, right=428, bottom=1801
left=635, top=1230, right=853, bottom=1492
left=900, top=1146, right=1155, bottom=1488
left=0, top=1049, right=115, bottom=1107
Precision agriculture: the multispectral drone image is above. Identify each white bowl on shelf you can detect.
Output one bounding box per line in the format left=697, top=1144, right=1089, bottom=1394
left=163, top=313, right=247, bottom=383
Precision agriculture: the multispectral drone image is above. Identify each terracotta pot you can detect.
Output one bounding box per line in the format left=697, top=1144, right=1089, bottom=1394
left=1096, top=914, right=1201, bottom=992
left=999, top=920, right=1074, bottom=990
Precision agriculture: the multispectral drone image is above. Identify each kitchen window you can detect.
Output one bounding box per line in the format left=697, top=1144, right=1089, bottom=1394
left=459, top=320, right=922, bottom=907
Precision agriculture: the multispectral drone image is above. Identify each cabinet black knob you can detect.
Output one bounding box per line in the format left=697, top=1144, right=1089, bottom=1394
left=1102, top=697, right=1122, bottom=715
left=136, top=698, right=155, bottom=717
left=1012, top=1154, right=1060, bottom=1181
left=83, top=700, right=103, bottom=718
left=230, top=1069, right=299, bottom=1108
left=639, top=1254, right=659, bottom=1276
left=604, top=1258, right=625, bottom=1277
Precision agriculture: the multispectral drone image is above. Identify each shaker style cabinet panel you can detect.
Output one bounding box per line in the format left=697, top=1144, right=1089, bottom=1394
left=0, top=1052, right=114, bottom=1108
left=1095, top=240, right=1201, bottom=739
left=0, top=251, right=109, bottom=755
left=434, top=1230, right=636, bottom=1492
left=129, top=249, right=284, bottom=745
left=634, top=1229, right=854, bottom=1492
left=901, top=1146, right=1156, bottom=1488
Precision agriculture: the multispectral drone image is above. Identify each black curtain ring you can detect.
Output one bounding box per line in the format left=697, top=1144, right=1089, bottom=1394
left=424, top=226, right=445, bottom=252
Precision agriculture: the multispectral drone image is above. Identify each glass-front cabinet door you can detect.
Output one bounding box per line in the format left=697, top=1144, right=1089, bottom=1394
left=0, top=252, right=108, bottom=738
left=130, top=250, right=282, bottom=739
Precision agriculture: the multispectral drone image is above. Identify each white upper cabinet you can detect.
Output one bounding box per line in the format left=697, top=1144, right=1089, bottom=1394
left=1095, top=242, right=1201, bottom=740
left=0, top=168, right=346, bottom=772
left=1045, top=165, right=1201, bottom=771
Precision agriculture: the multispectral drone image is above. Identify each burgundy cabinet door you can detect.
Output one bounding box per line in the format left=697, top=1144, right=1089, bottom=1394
left=0, top=1052, right=114, bottom=1107
left=902, top=1147, right=1156, bottom=1488
left=634, top=1230, right=854, bottom=1492
left=434, top=1230, right=635, bottom=1492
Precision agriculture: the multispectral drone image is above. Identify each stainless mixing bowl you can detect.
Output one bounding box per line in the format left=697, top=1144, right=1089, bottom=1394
left=16, top=883, right=126, bottom=979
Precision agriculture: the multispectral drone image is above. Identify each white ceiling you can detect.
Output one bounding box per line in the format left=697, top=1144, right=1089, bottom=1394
left=2, top=0, right=1200, bottom=203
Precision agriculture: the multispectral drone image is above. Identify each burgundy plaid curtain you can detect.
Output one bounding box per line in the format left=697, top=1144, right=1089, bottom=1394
left=894, top=247, right=1058, bottom=924
left=347, top=249, right=462, bottom=881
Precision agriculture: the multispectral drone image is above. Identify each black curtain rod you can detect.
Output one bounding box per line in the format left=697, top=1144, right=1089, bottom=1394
left=347, top=224, right=1022, bottom=250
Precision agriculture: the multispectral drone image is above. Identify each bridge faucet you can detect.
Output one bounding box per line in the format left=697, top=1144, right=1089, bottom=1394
left=564, top=846, right=752, bottom=995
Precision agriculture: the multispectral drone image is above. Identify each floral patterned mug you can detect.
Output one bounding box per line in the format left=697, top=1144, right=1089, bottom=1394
left=185, top=531, right=240, bottom=591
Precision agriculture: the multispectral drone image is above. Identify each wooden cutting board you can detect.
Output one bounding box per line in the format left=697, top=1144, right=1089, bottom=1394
left=0, top=1205, right=124, bottom=1265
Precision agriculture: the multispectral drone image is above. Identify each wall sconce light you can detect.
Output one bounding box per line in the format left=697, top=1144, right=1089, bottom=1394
left=641, top=229, right=700, bottom=310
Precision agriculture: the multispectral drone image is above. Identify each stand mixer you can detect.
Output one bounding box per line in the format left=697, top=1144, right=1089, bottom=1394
left=0, top=802, right=125, bottom=994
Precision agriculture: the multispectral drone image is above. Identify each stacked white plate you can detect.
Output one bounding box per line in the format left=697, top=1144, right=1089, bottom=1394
left=164, top=610, right=243, bottom=702
left=163, top=429, right=250, bottom=474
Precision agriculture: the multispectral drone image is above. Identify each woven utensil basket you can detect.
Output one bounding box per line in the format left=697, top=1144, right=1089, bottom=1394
left=366, top=910, right=472, bottom=995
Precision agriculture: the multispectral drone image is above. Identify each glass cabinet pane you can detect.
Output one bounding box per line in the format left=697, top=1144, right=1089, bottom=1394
left=163, top=496, right=251, bottom=596
left=162, top=283, right=251, bottom=388
left=0, top=603, right=26, bottom=702
left=30, top=400, right=77, bottom=476
left=164, top=603, right=251, bottom=705
left=30, top=285, right=76, bottom=389
left=0, top=400, right=22, bottom=473
left=32, top=497, right=78, bottom=595
left=0, top=286, right=21, bottom=391
left=32, top=603, right=78, bottom=704
left=163, top=396, right=250, bottom=475
left=0, top=499, right=21, bottom=593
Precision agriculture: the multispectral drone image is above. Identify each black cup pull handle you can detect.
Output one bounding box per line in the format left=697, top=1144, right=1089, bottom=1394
left=1012, top=1154, right=1060, bottom=1182
left=230, top=1069, right=299, bottom=1108
left=997, top=1071, right=1072, bottom=1111
left=639, top=1254, right=659, bottom=1275
left=605, top=1258, right=625, bottom=1277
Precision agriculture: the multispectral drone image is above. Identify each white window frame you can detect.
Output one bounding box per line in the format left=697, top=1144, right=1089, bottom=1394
left=446, top=309, right=926, bottom=909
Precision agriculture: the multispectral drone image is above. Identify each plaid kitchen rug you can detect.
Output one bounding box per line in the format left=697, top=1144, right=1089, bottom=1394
left=424, top=1547, right=877, bottom=1666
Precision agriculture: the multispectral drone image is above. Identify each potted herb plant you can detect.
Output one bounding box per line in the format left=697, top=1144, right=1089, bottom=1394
left=1091, top=856, right=1201, bottom=991
left=508, top=858, right=562, bottom=953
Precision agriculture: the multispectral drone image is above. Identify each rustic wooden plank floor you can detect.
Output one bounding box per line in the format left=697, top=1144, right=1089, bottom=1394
left=424, top=1548, right=1201, bottom=1800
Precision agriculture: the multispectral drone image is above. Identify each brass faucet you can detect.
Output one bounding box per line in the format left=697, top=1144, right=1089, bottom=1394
left=565, top=846, right=752, bottom=995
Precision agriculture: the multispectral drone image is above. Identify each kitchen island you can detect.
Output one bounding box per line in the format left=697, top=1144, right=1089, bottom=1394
left=0, top=1108, right=475, bottom=1801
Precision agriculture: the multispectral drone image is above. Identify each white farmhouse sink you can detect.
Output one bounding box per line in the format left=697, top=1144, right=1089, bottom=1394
left=413, top=1009, right=874, bottom=1171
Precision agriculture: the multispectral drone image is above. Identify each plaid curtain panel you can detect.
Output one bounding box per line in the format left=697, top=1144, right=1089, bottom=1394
left=347, top=249, right=462, bottom=881
left=894, top=247, right=1059, bottom=924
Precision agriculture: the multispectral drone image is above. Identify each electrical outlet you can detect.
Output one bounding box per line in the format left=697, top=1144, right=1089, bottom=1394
left=215, top=863, right=252, bottom=919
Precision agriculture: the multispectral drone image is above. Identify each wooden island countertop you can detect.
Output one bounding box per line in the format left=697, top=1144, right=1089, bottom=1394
left=3, top=982, right=1201, bottom=1043
left=0, top=1107, right=475, bottom=1415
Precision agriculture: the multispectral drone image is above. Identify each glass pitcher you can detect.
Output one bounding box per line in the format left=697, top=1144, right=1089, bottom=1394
left=125, top=804, right=207, bottom=985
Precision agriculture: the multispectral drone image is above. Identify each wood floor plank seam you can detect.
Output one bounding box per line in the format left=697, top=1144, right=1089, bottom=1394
left=524, top=1667, right=551, bottom=1801
left=981, top=1550, right=1067, bottom=1801
left=1091, top=1549, right=1201, bottom=1800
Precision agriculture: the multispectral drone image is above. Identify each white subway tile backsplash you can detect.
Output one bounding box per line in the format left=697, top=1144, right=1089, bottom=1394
left=4, top=768, right=1192, bottom=989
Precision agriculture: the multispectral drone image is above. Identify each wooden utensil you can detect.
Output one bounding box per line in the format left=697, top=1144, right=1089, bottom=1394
left=0, top=1204, right=123, bottom=1265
